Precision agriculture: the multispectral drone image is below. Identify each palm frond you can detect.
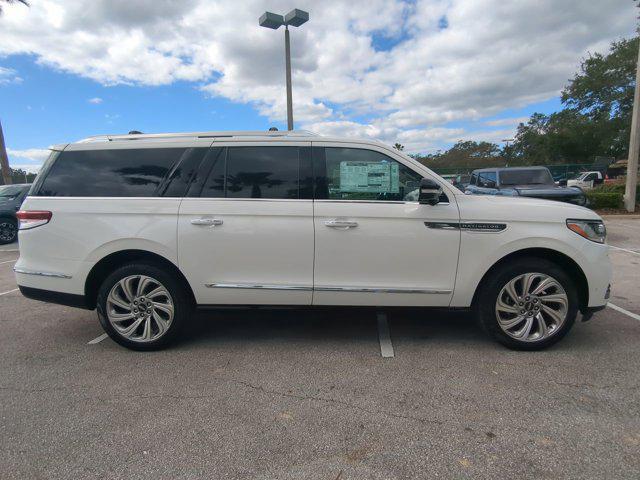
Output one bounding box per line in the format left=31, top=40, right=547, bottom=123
left=0, top=0, right=30, bottom=15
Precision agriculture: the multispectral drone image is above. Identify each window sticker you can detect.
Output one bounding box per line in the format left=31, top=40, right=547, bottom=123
left=337, top=161, right=399, bottom=193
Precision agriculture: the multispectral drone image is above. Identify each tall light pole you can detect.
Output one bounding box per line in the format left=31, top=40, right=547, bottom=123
left=624, top=40, right=640, bottom=212
left=259, top=9, right=309, bottom=131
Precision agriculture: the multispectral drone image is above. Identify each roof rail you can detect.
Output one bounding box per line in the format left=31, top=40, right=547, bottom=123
left=75, top=130, right=320, bottom=143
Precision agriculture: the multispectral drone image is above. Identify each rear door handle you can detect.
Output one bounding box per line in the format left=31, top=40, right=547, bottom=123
left=191, top=218, right=223, bottom=226
left=325, top=219, right=358, bottom=229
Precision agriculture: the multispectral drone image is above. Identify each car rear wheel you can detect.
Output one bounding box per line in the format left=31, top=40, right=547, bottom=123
left=96, top=263, right=192, bottom=351
left=0, top=218, right=17, bottom=244
left=476, top=258, right=578, bottom=350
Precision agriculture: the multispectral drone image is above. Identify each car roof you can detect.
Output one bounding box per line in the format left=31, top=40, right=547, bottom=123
left=52, top=130, right=391, bottom=152
left=471, top=166, right=550, bottom=173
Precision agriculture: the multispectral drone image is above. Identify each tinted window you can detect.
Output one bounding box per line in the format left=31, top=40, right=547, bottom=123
left=321, top=148, right=422, bottom=201
left=469, top=173, right=477, bottom=186
left=200, top=147, right=302, bottom=199
left=36, top=148, right=189, bottom=197
left=198, top=148, right=226, bottom=198
left=499, top=169, right=553, bottom=186
left=158, top=148, right=209, bottom=197
left=477, top=171, right=497, bottom=188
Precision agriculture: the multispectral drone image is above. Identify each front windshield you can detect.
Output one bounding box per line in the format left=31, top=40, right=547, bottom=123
left=500, top=169, right=554, bottom=186
left=0, top=185, right=24, bottom=198
left=575, top=172, right=588, bottom=181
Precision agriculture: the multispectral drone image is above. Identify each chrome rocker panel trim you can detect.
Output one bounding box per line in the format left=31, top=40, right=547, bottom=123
left=205, top=283, right=451, bottom=294
left=205, top=283, right=313, bottom=291
left=13, top=267, right=72, bottom=279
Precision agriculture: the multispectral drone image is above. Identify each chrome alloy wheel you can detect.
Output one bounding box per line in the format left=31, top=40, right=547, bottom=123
left=495, top=272, right=568, bottom=342
left=106, top=275, right=174, bottom=343
left=0, top=221, right=16, bottom=243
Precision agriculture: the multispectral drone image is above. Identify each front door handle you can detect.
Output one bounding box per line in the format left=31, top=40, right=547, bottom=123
left=325, top=219, right=358, bottom=229
left=191, top=218, right=223, bottom=226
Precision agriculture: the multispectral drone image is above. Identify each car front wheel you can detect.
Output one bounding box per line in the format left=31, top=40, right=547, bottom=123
left=96, top=263, right=191, bottom=351
left=0, top=218, right=17, bottom=244
left=477, top=258, right=578, bottom=350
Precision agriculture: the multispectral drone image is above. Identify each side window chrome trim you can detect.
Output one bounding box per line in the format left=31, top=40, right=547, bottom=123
left=182, top=197, right=312, bottom=203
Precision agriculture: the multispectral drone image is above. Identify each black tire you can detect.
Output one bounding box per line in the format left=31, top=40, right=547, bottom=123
left=96, top=262, right=192, bottom=351
left=475, top=257, right=579, bottom=351
left=0, top=217, right=17, bottom=245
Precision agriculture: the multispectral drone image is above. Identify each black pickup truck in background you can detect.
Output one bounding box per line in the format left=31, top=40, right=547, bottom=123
left=464, top=166, right=587, bottom=206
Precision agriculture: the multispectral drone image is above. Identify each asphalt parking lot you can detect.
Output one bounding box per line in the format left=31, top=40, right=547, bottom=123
left=1, top=217, right=640, bottom=479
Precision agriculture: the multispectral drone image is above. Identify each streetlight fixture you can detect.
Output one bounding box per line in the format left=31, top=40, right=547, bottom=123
left=259, top=8, right=309, bottom=131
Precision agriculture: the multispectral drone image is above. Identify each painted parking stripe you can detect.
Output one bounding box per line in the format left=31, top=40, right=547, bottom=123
left=376, top=312, right=395, bottom=358
left=0, top=259, right=16, bottom=265
left=0, top=249, right=19, bottom=252
left=88, top=333, right=109, bottom=345
left=608, top=303, right=640, bottom=322
left=0, top=288, right=19, bottom=296
left=609, top=245, right=640, bottom=255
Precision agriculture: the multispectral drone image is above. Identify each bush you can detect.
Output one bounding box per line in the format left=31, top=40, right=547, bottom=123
left=586, top=191, right=623, bottom=209
left=591, top=182, right=625, bottom=194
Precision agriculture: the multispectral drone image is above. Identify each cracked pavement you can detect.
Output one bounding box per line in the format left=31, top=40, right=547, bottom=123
left=1, top=216, right=640, bottom=479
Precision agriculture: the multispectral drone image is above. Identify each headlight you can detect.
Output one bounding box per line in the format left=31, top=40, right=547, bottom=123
left=566, top=219, right=606, bottom=244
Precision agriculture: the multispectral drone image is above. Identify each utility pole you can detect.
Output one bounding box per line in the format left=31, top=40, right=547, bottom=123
left=624, top=40, right=640, bottom=212
left=0, top=120, right=12, bottom=185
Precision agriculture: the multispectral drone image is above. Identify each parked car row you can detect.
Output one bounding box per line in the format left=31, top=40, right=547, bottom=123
left=0, top=183, right=31, bottom=244
left=464, top=167, right=587, bottom=206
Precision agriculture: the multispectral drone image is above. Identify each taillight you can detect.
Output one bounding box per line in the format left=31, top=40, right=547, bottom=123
left=16, top=210, right=52, bottom=230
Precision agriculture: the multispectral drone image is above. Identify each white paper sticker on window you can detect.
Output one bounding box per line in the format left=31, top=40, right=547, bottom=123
left=338, top=161, right=399, bottom=193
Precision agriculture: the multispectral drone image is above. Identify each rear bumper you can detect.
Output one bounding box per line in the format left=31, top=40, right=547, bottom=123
left=18, top=285, right=92, bottom=310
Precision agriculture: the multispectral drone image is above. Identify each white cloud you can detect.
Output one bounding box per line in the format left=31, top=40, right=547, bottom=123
left=88, top=97, right=103, bottom=104
left=7, top=148, right=50, bottom=171
left=0, top=66, right=22, bottom=85
left=9, top=164, right=42, bottom=174
left=0, top=0, right=636, bottom=152
left=484, top=117, right=530, bottom=128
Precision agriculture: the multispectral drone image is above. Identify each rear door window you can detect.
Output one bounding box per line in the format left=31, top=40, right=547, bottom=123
left=35, top=148, right=204, bottom=197
left=199, top=146, right=311, bottom=199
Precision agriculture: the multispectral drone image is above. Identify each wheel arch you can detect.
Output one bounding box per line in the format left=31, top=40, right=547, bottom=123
left=84, top=249, right=195, bottom=309
left=471, top=247, right=589, bottom=313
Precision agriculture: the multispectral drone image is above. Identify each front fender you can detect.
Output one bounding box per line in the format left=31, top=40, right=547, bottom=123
left=450, top=222, right=610, bottom=308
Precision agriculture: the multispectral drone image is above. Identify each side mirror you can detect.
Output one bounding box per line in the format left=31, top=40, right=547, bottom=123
left=559, top=179, right=567, bottom=186
left=419, top=178, right=443, bottom=205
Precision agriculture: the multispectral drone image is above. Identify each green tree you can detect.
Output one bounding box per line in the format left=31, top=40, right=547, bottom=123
left=393, top=143, right=405, bottom=151
left=416, top=140, right=504, bottom=169
left=511, top=36, right=639, bottom=163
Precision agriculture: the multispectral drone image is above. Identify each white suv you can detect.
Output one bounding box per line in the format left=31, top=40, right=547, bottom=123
left=14, top=130, right=611, bottom=351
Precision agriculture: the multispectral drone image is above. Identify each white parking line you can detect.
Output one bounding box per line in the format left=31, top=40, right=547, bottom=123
left=0, top=249, right=19, bottom=252
left=609, top=245, right=640, bottom=255
left=88, top=333, right=109, bottom=345
left=608, top=303, right=640, bottom=322
left=0, top=288, right=19, bottom=296
left=376, top=312, right=395, bottom=358
left=0, top=259, right=16, bottom=265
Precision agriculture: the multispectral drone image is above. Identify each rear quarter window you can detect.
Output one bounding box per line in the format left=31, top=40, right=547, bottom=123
left=34, top=148, right=199, bottom=197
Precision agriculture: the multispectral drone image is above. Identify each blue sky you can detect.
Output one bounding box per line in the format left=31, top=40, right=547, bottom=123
left=0, top=0, right=635, bottom=171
